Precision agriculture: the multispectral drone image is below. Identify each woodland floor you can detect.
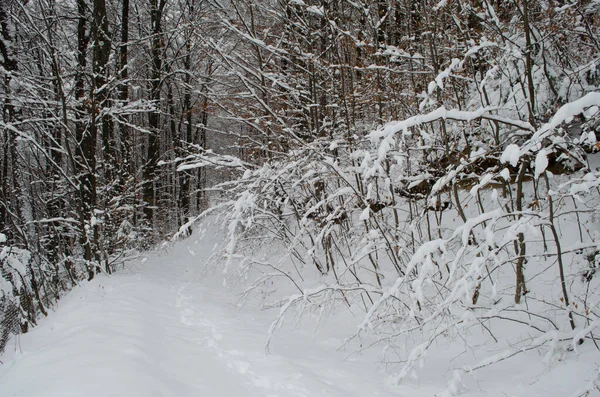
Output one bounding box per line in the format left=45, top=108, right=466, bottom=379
left=0, top=229, right=400, bottom=397
left=0, top=224, right=597, bottom=397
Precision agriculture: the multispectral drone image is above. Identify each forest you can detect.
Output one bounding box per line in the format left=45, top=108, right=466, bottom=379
left=1, top=0, right=600, bottom=389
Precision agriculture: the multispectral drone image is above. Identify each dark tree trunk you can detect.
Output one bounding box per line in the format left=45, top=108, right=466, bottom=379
left=143, top=0, right=165, bottom=225
left=74, top=0, right=97, bottom=277
left=92, top=0, right=114, bottom=173
left=0, top=0, right=16, bottom=240
left=118, top=0, right=130, bottom=167
left=179, top=40, right=193, bottom=220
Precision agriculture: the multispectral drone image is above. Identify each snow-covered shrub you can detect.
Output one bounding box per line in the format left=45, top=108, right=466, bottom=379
left=191, top=97, right=600, bottom=392
left=0, top=243, right=36, bottom=353
left=178, top=0, right=600, bottom=392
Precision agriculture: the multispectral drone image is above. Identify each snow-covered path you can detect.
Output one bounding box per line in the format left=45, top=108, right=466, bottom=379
left=0, top=233, right=399, bottom=397
left=3, top=227, right=595, bottom=397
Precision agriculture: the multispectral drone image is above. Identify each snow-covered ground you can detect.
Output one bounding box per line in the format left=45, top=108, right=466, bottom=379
left=0, top=227, right=399, bottom=397
left=0, top=223, right=598, bottom=397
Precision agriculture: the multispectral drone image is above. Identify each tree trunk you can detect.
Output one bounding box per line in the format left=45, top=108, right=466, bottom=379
left=143, top=0, right=165, bottom=225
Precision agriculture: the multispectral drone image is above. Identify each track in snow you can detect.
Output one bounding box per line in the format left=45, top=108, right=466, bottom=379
left=0, top=233, right=399, bottom=397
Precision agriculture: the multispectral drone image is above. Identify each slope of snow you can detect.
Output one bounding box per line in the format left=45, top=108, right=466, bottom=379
left=0, top=227, right=399, bottom=397
left=0, top=221, right=598, bottom=397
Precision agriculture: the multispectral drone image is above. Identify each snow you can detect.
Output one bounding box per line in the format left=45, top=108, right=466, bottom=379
left=431, top=58, right=461, bottom=93
left=525, top=92, right=600, bottom=152
left=370, top=107, right=492, bottom=141
left=0, top=226, right=398, bottom=397
left=535, top=149, right=549, bottom=179
left=359, top=207, right=370, bottom=221
left=1, top=220, right=599, bottom=397
left=584, top=105, right=599, bottom=119
left=0, top=247, right=30, bottom=294
left=434, top=0, right=448, bottom=10
left=305, top=6, right=324, bottom=16
left=500, top=143, right=521, bottom=167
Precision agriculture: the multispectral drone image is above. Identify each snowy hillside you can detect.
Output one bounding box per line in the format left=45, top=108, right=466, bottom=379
left=0, top=227, right=400, bottom=397
left=1, top=220, right=598, bottom=397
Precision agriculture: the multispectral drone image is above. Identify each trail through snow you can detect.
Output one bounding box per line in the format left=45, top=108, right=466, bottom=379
left=0, top=230, right=400, bottom=397
left=1, top=225, right=597, bottom=397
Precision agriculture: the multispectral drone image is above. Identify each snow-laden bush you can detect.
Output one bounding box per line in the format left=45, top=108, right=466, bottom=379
left=180, top=94, right=599, bottom=389
left=0, top=241, right=37, bottom=353
left=178, top=0, right=600, bottom=392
